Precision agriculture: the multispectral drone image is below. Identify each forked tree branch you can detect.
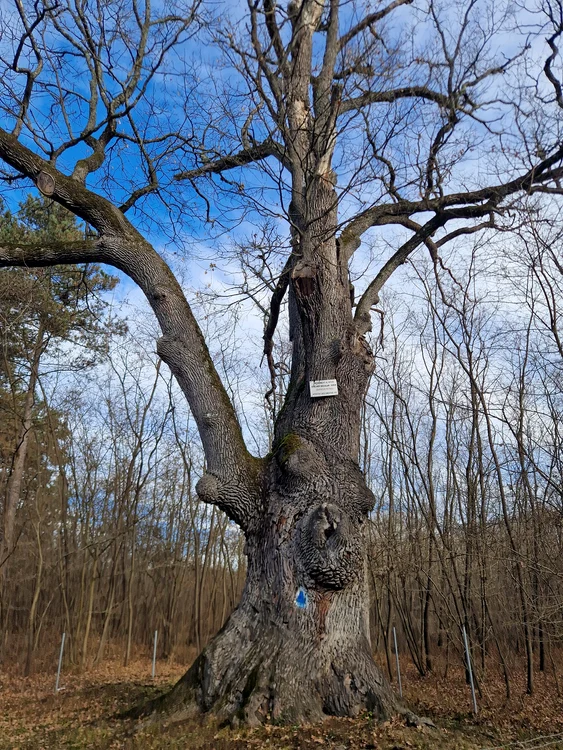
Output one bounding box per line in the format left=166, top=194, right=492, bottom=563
left=339, top=138, right=563, bottom=267
left=354, top=215, right=446, bottom=334
left=353, top=206, right=501, bottom=334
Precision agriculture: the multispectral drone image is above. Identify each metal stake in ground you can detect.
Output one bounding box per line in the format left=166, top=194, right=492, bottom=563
left=55, top=632, right=66, bottom=693
left=152, top=630, right=158, bottom=680
left=392, top=626, right=403, bottom=698
left=462, top=625, right=478, bottom=715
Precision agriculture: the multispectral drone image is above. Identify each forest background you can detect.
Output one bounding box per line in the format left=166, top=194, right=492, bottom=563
left=1, top=189, right=562, bottom=706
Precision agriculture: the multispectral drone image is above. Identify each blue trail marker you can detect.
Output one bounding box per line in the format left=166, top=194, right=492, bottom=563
left=295, top=587, right=308, bottom=609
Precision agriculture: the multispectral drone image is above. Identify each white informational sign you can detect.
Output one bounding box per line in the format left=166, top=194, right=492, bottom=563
left=309, top=379, right=339, bottom=398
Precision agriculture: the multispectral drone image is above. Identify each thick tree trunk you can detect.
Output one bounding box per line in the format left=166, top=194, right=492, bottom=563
left=138, top=176, right=401, bottom=725
left=143, top=444, right=397, bottom=725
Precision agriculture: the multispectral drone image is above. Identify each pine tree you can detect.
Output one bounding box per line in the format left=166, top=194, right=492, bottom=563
left=0, top=196, right=121, bottom=658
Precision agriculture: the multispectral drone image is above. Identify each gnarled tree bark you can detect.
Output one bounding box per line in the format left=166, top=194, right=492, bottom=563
left=149, top=175, right=400, bottom=725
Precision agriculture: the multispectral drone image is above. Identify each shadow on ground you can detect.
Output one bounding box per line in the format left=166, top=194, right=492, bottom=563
left=0, top=661, right=561, bottom=749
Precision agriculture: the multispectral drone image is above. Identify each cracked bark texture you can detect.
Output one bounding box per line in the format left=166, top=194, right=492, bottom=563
left=137, top=441, right=397, bottom=726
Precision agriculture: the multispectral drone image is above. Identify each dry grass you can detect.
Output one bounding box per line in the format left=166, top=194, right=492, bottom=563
left=0, top=652, right=561, bottom=749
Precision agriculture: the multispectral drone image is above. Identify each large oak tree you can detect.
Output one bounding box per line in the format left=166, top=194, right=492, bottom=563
left=1, top=0, right=562, bottom=725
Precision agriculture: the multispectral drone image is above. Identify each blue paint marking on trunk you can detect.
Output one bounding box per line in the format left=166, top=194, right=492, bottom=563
left=295, top=587, right=308, bottom=609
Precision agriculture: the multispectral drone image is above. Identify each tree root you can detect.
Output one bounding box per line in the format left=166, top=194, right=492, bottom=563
left=125, top=636, right=410, bottom=728
left=399, top=707, right=437, bottom=729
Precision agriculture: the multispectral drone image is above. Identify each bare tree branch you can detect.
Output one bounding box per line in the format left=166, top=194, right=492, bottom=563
left=174, top=140, right=285, bottom=182
left=339, top=85, right=450, bottom=114
left=0, top=128, right=262, bottom=530
left=354, top=215, right=446, bottom=334
left=263, top=251, right=294, bottom=397
left=338, top=137, right=563, bottom=265
left=339, top=0, right=413, bottom=50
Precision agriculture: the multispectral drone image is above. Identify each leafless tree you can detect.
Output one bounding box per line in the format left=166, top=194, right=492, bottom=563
left=2, top=0, right=563, bottom=724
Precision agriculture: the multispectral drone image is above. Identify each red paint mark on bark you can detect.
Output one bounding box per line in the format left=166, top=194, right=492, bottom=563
left=316, top=592, right=334, bottom=640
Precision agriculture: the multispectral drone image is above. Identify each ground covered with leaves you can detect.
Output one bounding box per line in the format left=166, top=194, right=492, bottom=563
left=0, top=656, right=562, bottom=749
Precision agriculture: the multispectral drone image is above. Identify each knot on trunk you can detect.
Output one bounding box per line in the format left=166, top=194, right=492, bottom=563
left=333, top=461, right=376, bottom=517
left=196, top=472, right=219, bottom=503
left=299, top=503, right=362, bottom=589
left=196, top=470, right=261, bottom=531
left=276, top=433, right=326, bottom=478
